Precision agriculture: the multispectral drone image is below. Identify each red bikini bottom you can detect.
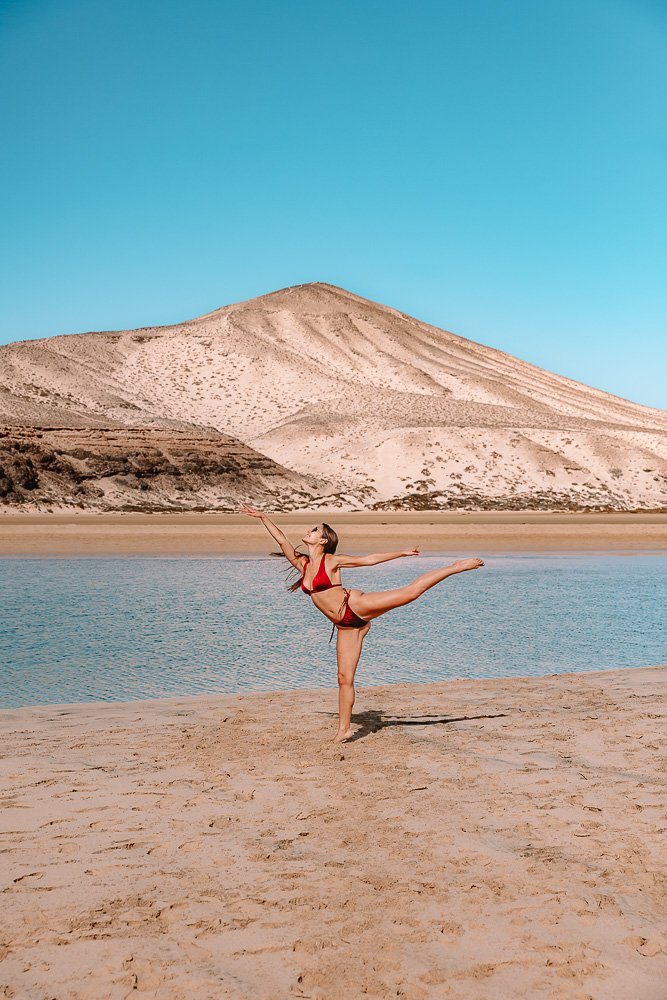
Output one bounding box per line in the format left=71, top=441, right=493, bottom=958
left=329, top=589, right=368, bottom=642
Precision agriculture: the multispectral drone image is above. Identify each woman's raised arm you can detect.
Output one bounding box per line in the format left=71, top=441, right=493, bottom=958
left=332, top=546, right=420, bottom=569
left=239, top=504, right=304, bottom=567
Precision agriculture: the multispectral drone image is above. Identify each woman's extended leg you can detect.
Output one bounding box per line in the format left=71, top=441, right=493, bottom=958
left=350, top=557, right=484, bottom=622
left=334, top=621, right=371, bottom=742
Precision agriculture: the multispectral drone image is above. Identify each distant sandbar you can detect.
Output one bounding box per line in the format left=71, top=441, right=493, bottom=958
left=1, top=510, right=667, bottom=555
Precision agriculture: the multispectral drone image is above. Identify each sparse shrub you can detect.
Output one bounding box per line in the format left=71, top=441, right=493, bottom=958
left=10, top=440, right=41, bottom=455
left=0, top=445, right=40, bottom=490
left=0, top=472, right=13, bottom=497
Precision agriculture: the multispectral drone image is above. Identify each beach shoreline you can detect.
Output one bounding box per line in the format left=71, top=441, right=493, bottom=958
left=2, top=666, right=666, bottom=999
left=2, top=510, right=667, bottom=555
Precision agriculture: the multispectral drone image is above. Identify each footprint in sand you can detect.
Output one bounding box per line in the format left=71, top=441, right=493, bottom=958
left=132, top=972, right=163, bottom=992
left=13, top=871, right=44, bottom=885
left=178, top=941, right=212, bottom=958
left=233, top=789, right=255, bottom=801
left=59, top=842, right=80, bottom=854
left=208, top=817, right=232, bottom=829
left=179, top=839, right=203, bottom=852
left=147, top=844, right=170, bottom=857
left=159, top=903, right=189, bottom=925
left=124, top=955, right=154, bottom=975
left=624, top=935, right=663, bottom=956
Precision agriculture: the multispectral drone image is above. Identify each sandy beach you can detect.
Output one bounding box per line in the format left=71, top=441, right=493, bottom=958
left=2, top=666, right=666, bottom=999
left=2, top=511, right=667, bottom=555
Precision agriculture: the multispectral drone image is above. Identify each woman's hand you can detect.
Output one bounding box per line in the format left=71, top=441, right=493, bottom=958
left=403, top=546, right=420, bottom=557
left=239, top=503, right=265, bottom=518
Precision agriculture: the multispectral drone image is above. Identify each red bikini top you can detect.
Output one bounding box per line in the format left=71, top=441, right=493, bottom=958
left=301, top=556, right=336, bottom=595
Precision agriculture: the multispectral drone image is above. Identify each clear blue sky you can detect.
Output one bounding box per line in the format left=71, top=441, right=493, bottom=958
left=1, top=0, right=665, bottom=408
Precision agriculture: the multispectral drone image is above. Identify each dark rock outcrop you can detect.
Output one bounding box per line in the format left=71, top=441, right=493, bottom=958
left=0, top=426, right=324, bottom=511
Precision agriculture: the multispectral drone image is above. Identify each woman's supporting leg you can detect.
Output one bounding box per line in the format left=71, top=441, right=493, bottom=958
left=334, top=622, right=371, bottom=742
left=351, top=557, right=484, bottom=622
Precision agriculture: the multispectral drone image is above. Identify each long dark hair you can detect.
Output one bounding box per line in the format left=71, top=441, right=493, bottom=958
left=287, top=523, right=338, bottom=593
left=320, top=523, right=338, bottom=554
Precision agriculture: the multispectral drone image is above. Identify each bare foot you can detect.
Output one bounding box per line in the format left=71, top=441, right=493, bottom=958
left=333, top=728, right=353, bottom=743
left=452, top=557, right=485, bottom=572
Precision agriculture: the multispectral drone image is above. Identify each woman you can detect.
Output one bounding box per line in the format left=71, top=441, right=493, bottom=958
left=240, top=505, right=484, bottom=742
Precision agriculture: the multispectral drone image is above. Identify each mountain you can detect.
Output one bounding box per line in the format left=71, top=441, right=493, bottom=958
left=1, top=282, right=666, bottom=510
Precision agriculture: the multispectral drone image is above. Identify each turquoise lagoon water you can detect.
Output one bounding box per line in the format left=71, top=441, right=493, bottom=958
left=0, top=554, right=665, bottom=709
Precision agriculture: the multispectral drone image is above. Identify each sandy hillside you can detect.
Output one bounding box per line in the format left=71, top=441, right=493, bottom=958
left=1, top=282, right=667, bottom=510
left=1, top=667, right=666, bottom=999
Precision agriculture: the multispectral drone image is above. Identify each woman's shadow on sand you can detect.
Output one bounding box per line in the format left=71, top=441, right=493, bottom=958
left=321, top=709, right=507, bottom=743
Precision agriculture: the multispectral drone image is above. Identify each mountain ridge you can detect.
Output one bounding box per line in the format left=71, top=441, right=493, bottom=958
left=1, top=282, right=666, bottom=511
